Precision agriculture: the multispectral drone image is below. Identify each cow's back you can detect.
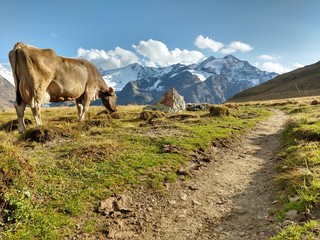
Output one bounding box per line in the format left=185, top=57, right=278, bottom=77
left=12, top=46, right=57, bottom=104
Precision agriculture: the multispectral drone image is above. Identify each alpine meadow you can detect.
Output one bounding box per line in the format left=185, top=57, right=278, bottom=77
left=1, top=0, right=320, bottom=239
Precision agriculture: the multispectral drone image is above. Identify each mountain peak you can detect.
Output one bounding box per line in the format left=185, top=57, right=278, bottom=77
left=206, top=56, right=216, bottom=61
left=223, top=54, right=240, bottom=61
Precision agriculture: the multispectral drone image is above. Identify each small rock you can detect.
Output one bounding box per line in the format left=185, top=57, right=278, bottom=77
left=180, top=193, right=188, bottom=201
left=285, top=209, right=298, bottom=221
left=239, top=232, right=246, bottom=237
left=192, top=200, right=201, bottom=206
left=188, top=185, right=199, bottom=191
left=99, top=195, right=133, bottom=215
left=99, top=197, right=117, bottom=215
left=169, top=200, right=177, bottom=205
left=186, top=103, right=209, bottom=111
left=289, top=196, right=300, bottom=202
left=216, top=198, right=226, bottom=205
left=113, top=195, right=133, bottom=213
left=283, top=220, right=295, bottom=226
left=24, top=190, right=31, bottom=198
left=176, top=168, right=191, bottom=176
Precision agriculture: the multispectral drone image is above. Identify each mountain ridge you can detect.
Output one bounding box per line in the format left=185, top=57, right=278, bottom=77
left=109, top=55, right=278, bottom=104
left=229, top=61, right=320, bottom=102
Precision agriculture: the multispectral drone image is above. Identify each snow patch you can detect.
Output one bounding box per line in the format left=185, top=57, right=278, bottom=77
left=188, top=70, right=210, bottom=81
left=155, top=66, right=173, bottom=77
left=169, top=73, right=178, bottom=78
left=146, top=79, right=164, bottom=92
left=101, top=65, right=140, bottom=91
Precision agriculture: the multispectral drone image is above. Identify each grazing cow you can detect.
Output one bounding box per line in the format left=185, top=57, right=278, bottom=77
left=9, top=42, right=117, bottom=132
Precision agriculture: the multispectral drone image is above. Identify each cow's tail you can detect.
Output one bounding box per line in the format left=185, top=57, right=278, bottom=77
left=9, top=49, right=22, bottom=105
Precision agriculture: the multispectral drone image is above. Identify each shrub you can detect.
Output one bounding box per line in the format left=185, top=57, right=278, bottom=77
left=310, top=99, right=320, bottom=105
left=140, top=110, right=165, bottom=121
left=209, top=105, right=230, bottom=117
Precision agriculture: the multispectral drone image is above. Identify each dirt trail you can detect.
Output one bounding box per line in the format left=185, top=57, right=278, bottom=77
left=106, top=109, right=289, bottom=240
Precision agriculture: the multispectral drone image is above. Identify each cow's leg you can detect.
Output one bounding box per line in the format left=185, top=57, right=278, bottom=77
left=30, top=86, right=50, bottom=126
left=14, top=101, right=26, bottom=133
left=76, top=98, right=84, bottom=121
left=30, top=95, right=43, bottom=126
left=30, top=103, right=42, bottom=126
left=79, top=94, right=91, bottom=121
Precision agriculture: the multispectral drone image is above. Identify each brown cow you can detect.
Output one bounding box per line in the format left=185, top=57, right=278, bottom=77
left=9, top=42, right=117, bottom=132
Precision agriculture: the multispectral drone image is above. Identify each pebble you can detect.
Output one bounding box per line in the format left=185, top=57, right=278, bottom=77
left=285, top=209, right=298, bottom=221
left=180, top=193, right=188, bottom=201
left=188, top=185, right=199, bottom=191
left=192, top=199, right=201, bottom=206
left=289, top=196, right=300, bottom=202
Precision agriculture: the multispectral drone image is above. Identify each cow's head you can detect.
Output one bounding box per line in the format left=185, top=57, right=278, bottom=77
left=100, top=87, right=117, bottom=113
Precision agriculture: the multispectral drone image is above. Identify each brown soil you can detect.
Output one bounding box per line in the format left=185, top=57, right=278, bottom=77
left=99, top=109, right=289, bottom=240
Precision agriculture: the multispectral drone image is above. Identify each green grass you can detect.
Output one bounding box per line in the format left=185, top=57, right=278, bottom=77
left=271, top=104, right=320, bottom=239
left=0, top=105, right=270, bottom=239
left=270, top=220, right=320, bottom=240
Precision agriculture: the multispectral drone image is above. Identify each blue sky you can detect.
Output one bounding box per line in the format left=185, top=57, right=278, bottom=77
left=1, top=0, right=319, bottom=74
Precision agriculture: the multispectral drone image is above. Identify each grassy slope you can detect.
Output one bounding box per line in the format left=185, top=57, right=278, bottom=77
left=270, top=104, right=320, bottom=240
left=230, top=61, right=320, bottom=102
left=0, top=105, right=270, bottom=239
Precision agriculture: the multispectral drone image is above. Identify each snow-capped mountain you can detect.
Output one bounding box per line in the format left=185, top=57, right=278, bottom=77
left=0, top=55, right=279, bottom=108
left=100, top=63, right=159, bottom=91
left=0, top=65, right=14, bottom=86
left=107, top=55, right=278, bottom=104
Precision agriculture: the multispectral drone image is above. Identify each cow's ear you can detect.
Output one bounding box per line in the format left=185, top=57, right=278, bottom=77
left=108, top=87, right=115, bottom=96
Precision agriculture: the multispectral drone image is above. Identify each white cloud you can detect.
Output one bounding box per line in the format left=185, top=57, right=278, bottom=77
left=293, top=63, right=304, bottom=69
left=260, top=62, right=291, bottom=74
left=259, top=54, right=276, bottom=61
left=227, top=41, right=253, bottom=52
left=194, top=35, right=224, bottom=52
left=194, top=35, right=253, bottom=55
left=257, top=56, right=305, bottom=74
left=220, top=41, right=253, bottom=54
left=133, top=39, right=204, bottom=67
left=77, top=47, right=140, bottom=70
left=220, top=47, right=236, bottom=54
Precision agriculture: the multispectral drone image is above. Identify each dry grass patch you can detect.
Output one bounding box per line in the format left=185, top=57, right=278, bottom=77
left=209, top=105, right=230, bottom=117
left=20, top=125, right=72, bottom=143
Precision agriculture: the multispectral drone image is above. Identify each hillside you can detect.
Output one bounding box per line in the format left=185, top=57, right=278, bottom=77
left=230, top=61, right=320, bottom=102
left=0, top=76, right=15, bottom=109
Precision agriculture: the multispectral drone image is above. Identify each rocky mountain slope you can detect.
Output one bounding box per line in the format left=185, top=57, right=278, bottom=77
left=103, top=55, right=278, bottom=105
left=230, top=60, right=320, bottom=102
left=0, top=75, right=15, bottom=109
